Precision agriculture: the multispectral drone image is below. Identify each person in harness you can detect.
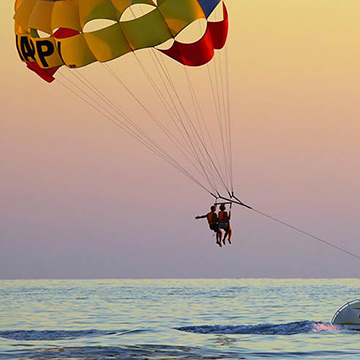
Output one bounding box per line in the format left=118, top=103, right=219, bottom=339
left=218, top=203, right=232, bottom=244
left=195, top=205, right=223, bottom=247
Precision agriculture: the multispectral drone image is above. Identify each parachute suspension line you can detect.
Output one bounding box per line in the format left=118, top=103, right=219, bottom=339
left=56, top=74, right=174, bottom=167
left=153, top=60, right=220, bottom=195
left=134, top=53, right=195, bottom=153
left=217, top=1, right=233, bottom=193
left=206, top=61, right=231, bottom=193
left=57, top=71, right=173, bottom=168
left=62, top=68, right=175, bottom=159
left=219, top=193, right=360, bottom=261
left=182, top=66, right=228, bottom=194
left=224, top=45, right=234, bottom=193
left=217, top=44, right=233, bottom=194
left=133, top=52, right=220, bottom=195
left=101, top=63, right=210, bottom=182
left=182, top=67, right=224, bottom=193
left=56, top=71, right=212, bottom=195
left=216, top=47, right=231, bottom=188
left=126, top=4, right=219, bottom=192
left=225, top=195, right=360, bottom=261
left=170, top=65, right=230, bottom=194
left=148, top=50, right=221, bottom=192
left=210, top=56, right=228, bottom=184
left=179, top=17, right=234, bottom=195
left=132, top=52, right=200, bottom=160
left=101, top=63, right=216, bottom=188
left=251, top=208, right=360, bottom=261
left=150, top=50, right=230, bottom=194
left=149, top=50, right=216, bottom=179
left=214, top=51, right=233, bottom=193
left=121, top=2, right=228, bottom=195
left=129, top=4, right=198, bottom=154
left=188, top=19, right=228, bottom=191
left=151, top=53, right=225, bottom=195
left=59, top=71, right=213, bottom=194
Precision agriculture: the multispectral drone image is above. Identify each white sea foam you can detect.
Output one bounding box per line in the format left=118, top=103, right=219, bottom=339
left=177, top=321, right=340, bottom=335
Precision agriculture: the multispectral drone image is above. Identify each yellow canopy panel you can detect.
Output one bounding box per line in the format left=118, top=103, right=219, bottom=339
left=14, top=0, right=216, bottom=71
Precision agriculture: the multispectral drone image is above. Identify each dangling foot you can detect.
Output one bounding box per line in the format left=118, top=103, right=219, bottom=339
left=216, top=241, right=222, bottom=247
left=223, top=240, right=226, bottom=245
left=228, top=240, right=231, bottom=244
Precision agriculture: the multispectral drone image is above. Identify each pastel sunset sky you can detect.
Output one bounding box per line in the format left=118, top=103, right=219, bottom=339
left=1, top=0, right=360, bottom=279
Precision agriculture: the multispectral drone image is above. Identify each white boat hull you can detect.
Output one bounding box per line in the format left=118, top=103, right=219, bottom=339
left=332, top=299, right=360, bottom=330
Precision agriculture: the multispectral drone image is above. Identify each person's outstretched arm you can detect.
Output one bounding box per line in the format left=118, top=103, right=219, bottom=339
left=195, top=214, right=207, bottom=219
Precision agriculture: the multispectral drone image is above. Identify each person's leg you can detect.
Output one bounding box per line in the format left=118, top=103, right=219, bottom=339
left=223, top=231, right=227, bottom=244
left=228, top=227, right=232, bottom=244
left=217, top=229, right=222, bottom=246
left=223, top=230, right=229, bottom=244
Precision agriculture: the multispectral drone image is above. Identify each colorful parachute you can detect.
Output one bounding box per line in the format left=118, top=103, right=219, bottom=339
left=14, top=0, right=228, bottom=83
left=14, top=0, right=235, bottom=201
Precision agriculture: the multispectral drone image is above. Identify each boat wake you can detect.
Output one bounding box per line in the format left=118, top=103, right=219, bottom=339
left=0, top=322, right=340, bottom=342
left=0, top=324, right=349, bottom=360
left=176, top=321, right=340, bottom=335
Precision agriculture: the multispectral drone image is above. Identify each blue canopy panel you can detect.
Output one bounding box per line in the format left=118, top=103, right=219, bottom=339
left=198, top=0, right=222, bottom=18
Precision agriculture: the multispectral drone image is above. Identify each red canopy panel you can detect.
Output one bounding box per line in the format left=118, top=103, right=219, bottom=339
left=26, top=62, right=60, bottom=83
left=160, top=3, right=228, bottom=66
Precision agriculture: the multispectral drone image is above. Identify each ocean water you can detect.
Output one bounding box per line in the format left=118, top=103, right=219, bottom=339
left=0, top=279, right=359, bottom=359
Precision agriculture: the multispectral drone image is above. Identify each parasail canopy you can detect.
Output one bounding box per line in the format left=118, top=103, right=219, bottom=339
left=14, top=0, right=228, bottom=82
left=14, top=0, right=234, bottom=200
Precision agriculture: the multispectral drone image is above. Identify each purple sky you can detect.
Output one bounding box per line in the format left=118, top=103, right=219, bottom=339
left=2, top=0, right=360, bottom=279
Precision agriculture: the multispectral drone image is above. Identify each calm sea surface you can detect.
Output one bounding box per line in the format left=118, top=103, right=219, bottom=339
left=0, top=279, right=359, bottom=359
